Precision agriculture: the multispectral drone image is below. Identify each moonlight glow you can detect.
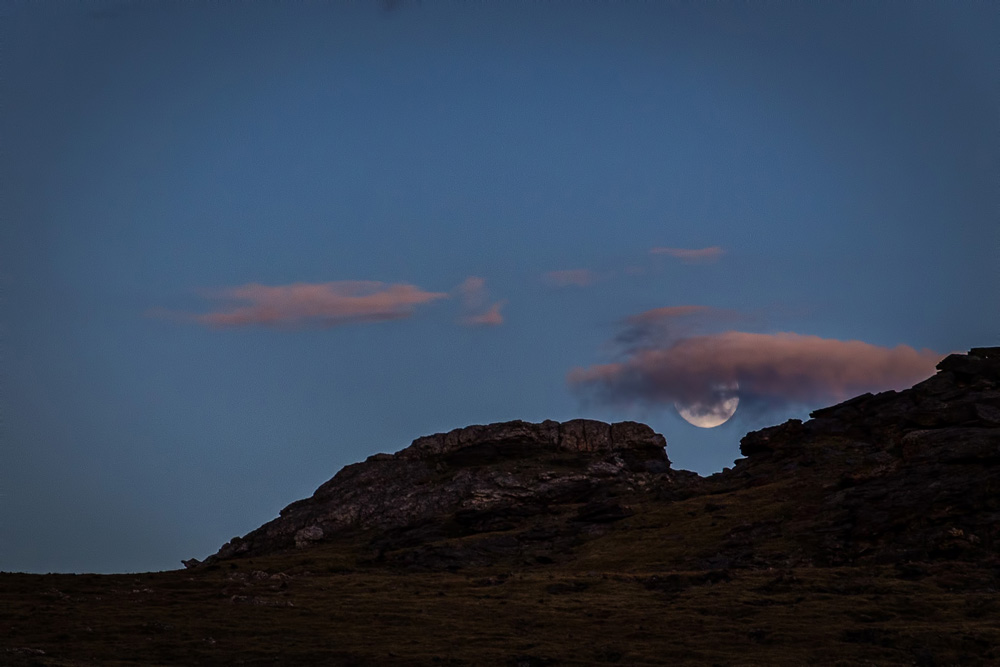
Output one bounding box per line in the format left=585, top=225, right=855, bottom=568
left=675, top=382, right=740, bottom=428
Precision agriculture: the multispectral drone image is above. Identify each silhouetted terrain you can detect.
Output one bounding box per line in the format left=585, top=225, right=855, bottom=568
left=4, top=348, right=999, bottom=666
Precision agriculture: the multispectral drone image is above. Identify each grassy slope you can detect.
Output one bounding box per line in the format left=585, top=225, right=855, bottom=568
left=4, top=472, right=998, bottom=666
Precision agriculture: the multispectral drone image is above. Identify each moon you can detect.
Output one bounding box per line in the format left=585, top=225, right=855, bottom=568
left=675, top=382, right=740, bottom=428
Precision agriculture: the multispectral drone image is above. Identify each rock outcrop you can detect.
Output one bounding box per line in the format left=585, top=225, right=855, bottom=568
left=210, top=419, right=675, bottom=562
left=739, top=347, right=1000, bottom=458
left=724, top=347, right=1000, bottom=567
left=206, top=347, right=1000, bottom=575
left=400, top=419, right=667, bottom=459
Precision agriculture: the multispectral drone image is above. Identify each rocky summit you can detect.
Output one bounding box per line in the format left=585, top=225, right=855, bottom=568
left=5, top=347, right=1000, bottom=666
left=209, top=419, right=678, bottom=564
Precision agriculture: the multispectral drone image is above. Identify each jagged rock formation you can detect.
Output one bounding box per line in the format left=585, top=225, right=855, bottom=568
left=210, top=419, right=678, bottom=563
left=206, top=347, right=1000, bottom=575
left=717, top=347, right=1000, bottom=568
left=740, top=347, right=1000, bottom=458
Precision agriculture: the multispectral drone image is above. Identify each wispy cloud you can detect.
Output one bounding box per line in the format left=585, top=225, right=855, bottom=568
left=624, top=305, right=715, bottom=326
left=461, top=300, right=505, bottom=327
left=615, top=305, right=744, bottom=351
left=543, top=269, right=598, bottom=288
left=570, top=331, right=941, bottom=413
left=649, top=246, right=724, bottom=263
left=177, top=281, right=448, bottom=329
left=456, top=276, right=487, bottom=308
left=455, top=276, right=505, bottom=327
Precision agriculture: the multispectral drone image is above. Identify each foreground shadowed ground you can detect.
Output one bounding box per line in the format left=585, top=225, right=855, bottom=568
left=4, top=348, right=999, bottom=665
left=4, top=549, right=999, bottom=665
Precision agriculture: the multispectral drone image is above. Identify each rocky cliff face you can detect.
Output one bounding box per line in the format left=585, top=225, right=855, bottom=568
left=209, top=419, right=677, bottom=562
left=204, top=347, right=1000, bottom=574
left=722, top=346, right=1000, bottom=568
left=740, top=347, right=1000, bottom=458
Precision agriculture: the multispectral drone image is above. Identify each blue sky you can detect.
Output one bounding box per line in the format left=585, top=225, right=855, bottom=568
left=3, top=1, right=997, bottom=573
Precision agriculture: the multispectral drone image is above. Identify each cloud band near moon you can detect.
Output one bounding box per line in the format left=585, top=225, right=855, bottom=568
left=568, top=330, right=943, bottom=416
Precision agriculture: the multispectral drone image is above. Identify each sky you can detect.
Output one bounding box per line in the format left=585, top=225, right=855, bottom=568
left=2, top=1, right=997, bottom=574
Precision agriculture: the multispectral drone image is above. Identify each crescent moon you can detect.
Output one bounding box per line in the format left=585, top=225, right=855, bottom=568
left=674, top=382, right=740, bottom=428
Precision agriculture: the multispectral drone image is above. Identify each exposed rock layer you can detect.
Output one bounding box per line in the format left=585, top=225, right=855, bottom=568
left=401, top=418, right=667, bottom=459
left=211, top=419, right=673, bottom=561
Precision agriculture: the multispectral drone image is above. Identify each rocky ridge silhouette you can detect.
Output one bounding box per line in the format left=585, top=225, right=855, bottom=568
left=206, top=419, right=680, bottom=565
left=202, top=347, right=1000, bottom=574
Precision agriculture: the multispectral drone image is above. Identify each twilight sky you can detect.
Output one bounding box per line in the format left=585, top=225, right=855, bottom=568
left=3, top=1, right=997, bottom=574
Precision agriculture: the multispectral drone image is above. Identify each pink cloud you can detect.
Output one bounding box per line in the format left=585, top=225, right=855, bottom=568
left=191, top=281, right=448, bottom=328
left=543, top=269, right=597, bottom=288
left=570, top=331, right=941, bottom=410
left=462, top=300, right=505, bottom=327
left=454, top=276, right=506, bottom=327
left=456, top=276, right=487, bottom=305
left=649, top=246, right=724, bottom=263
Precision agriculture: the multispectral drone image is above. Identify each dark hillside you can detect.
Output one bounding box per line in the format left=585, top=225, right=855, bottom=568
left=3, top=348, right=998, bottom=666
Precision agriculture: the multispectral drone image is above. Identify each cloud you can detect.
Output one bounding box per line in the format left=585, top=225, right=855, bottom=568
left=615, top=305, right=744, bottom=350
left=456, top=276, right=487, bottom=308
left=455, top=276, right=505, bottom=327
left=650, top=246, right=724, bottom=263
left=543, top=269, right=598, bottom=288
left=187, top=281, right=448, bottom=329
left=461, top=300, right=505, bottom=327
left=569, top=331, right=941, bottom=413
left=624, top=305, right=715, bottom=326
